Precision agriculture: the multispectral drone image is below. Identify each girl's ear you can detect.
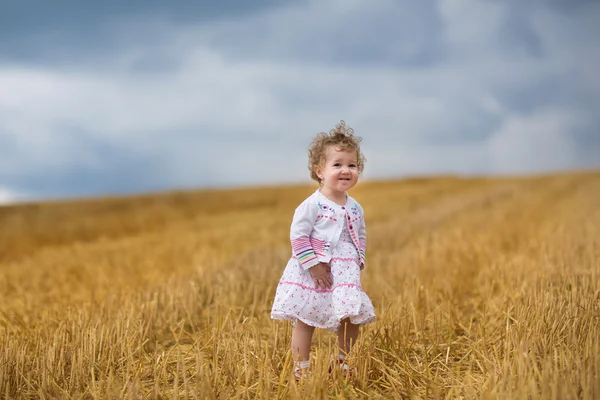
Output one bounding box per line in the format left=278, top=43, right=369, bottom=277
left=314, top=165, right=323, bottom=180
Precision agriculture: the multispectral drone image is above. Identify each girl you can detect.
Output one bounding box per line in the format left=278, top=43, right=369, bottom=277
left=271, top=120, right=376, bottom=379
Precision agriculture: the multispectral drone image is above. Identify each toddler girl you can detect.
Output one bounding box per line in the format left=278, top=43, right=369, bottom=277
left=271, top=120, right=376, bottom=379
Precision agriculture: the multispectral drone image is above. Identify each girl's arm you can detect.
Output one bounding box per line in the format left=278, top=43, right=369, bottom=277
left=290, top=201, right=320, bottom=270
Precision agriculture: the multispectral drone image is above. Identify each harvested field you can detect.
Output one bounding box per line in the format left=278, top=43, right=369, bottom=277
left=1, top=172, right=599, bottom=399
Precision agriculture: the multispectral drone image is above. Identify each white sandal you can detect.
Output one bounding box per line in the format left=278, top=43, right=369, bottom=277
left=294, top=361, right=311, bottom=381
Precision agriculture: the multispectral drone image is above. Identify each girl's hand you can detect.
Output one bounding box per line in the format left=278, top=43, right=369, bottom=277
left=309, top=262, right=332, bottom=290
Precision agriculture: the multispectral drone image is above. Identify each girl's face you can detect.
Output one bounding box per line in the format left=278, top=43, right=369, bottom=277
left=315, top=146, right=359, bottom=193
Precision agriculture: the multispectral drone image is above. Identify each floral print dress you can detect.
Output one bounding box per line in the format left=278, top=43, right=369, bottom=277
left=271, top=217, right=376, bottom=331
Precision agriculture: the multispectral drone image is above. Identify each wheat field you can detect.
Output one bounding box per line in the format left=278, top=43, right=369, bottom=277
left=0, top=172, right=598, bottom=399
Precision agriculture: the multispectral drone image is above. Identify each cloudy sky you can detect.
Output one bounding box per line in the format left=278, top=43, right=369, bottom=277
left=1, top=0, right=599, bottom=204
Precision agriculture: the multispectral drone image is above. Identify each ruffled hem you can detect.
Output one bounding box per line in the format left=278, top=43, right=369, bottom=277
left=271, top=287, right=376, bottom=331
left=271, top=310, right=375, bottom=332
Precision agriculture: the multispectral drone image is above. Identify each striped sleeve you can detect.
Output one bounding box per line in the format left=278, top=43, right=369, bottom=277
left=290, top=199, right=320, bottom=270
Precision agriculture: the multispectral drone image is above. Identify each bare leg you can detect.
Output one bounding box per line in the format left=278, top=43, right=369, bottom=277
left=338, top=318, right=359, bottom=356
left=291, top=320, right=315, bottom=362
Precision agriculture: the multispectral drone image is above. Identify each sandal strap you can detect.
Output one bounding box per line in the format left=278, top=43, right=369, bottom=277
left=294, top=367, right=311, bottom=379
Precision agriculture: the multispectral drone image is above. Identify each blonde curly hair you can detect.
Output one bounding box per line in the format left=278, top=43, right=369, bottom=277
left=308, top=120, right=365, bottom=185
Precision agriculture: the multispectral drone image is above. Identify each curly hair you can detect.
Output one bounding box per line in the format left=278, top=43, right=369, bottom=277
left=308, top=120, right=365, bottom=185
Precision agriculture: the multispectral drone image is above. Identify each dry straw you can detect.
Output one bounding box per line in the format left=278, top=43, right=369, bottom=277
left=0, top=172, right=599, bottom=398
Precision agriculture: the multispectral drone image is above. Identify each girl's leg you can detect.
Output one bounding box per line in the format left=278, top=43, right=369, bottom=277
left=291, top=320, right=315, bottom=362
left=338, top=318, right=359, bottom=356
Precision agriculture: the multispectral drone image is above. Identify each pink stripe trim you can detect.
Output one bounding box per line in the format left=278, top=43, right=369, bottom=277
left=292, top=256, right=358, bottom=262
left=292, top=237, right=316, bottom=242
left=291, top=237, right=311, bottom=242
left=291, top=237, right=315, bottom=255
left=278, top=281, right=363, bottom=293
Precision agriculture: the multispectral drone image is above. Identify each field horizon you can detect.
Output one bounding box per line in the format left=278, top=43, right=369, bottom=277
left=1, top=171, right=599, bottom=399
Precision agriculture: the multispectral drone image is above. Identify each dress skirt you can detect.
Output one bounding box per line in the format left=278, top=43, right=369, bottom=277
left=271, top=225, right=375, bottom=332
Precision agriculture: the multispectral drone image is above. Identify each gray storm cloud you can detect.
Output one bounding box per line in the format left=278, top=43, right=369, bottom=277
left=0, top=0, right=598, bottom=203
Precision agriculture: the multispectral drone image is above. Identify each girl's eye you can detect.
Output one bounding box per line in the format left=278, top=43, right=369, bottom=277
left=334, top=163, right=341, bottom=167
left=349, top=164, right=356, bottom=168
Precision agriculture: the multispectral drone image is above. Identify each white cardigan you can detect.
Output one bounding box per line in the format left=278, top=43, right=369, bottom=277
left=290, top=189, right=367, bottom=270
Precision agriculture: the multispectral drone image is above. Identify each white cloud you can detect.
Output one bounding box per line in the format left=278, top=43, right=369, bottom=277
left=0, top=0, right=598, bottom=200
left=0, top=187, right=23, bottom=205
left=487, top=110, right=583, bottom=174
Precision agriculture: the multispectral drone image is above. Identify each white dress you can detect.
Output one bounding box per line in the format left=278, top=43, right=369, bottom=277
left=271, top=218, right=376, bottom=331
